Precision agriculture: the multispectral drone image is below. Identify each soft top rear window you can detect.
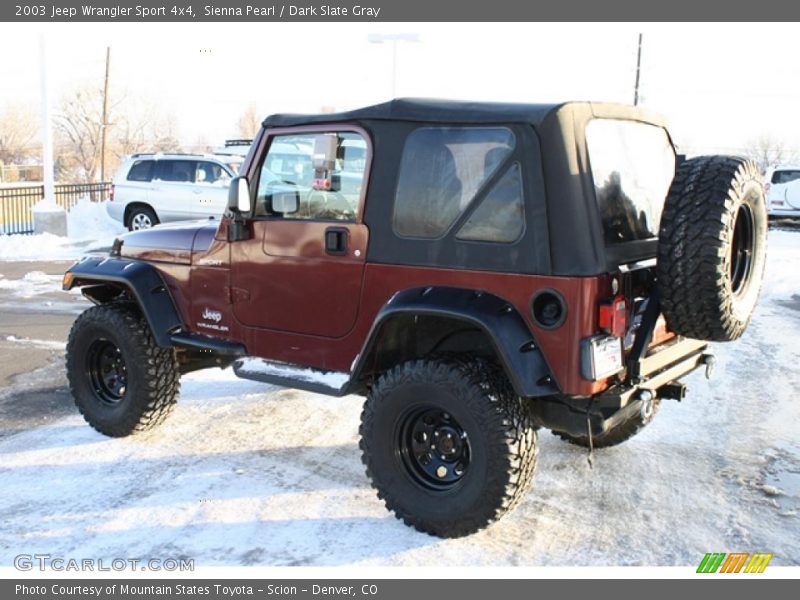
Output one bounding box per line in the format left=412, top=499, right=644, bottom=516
left=587, top=119, right=675, bottom=245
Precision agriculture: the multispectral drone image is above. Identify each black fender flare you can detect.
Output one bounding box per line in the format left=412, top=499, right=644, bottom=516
left=64, top=256, right=183, bottom=348
left=350, top=286, right=558, bottom=398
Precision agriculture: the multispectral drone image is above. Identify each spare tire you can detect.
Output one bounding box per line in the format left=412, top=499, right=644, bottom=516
left=657, top=156, right=766, bottom=342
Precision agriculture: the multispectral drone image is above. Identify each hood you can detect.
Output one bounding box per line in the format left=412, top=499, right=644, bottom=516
left=119, top=221, right=218, bottom=265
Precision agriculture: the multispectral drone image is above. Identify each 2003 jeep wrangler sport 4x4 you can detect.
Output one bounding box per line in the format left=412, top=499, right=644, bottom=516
left=64, top=99, right=767, bottom=537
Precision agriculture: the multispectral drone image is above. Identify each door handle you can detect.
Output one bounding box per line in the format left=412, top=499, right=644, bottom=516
left=325, top=227, right=349, bottom=256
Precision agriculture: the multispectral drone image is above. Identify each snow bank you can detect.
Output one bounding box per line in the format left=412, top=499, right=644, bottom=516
left=66, top=197, right=126, bottom=241
left=0, top=198, right=124, bottom=262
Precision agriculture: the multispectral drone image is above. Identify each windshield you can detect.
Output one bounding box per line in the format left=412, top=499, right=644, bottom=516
left=587, top=119, right=675, bottom=245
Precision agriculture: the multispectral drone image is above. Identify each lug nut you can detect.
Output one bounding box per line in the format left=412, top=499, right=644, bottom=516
left=436, top=466, right=447, bottom=479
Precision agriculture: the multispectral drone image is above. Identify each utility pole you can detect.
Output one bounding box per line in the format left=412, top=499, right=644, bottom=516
left=633, top=33, right=643, bottom=106
left=100, top=46, right=110, bottom=182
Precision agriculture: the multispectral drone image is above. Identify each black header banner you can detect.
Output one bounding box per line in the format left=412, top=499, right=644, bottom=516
left=1, top=0, right=799, bottom=22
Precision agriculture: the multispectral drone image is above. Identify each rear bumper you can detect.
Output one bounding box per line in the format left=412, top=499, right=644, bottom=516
left=597, top=337, right=708, bottom=407
left=106, top=201, right=126, bottom=223
left=531, top=336, right=710, bottom=437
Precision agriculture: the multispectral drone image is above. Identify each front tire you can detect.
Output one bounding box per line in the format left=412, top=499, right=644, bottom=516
left=66, top=303, right=180, bottom=437
left=359, top=358, right=538, bottom=538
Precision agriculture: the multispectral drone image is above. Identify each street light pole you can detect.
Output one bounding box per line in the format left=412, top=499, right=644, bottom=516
left=39, top=36, right=55, bottom=207
left=368, top=33, right=420, bottom=99
left=633, top=33, right=643, bottom=106
left=34, top=35, right=67, bottom=236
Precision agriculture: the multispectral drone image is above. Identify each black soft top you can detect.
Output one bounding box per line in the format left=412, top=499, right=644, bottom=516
left=262, top=98, right=666, bottom=129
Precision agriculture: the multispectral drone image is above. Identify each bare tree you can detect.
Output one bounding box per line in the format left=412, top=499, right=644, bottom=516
left=744, top=135, right=798, bottom=173
left=236, top=103, right=260, bottom=139
left=57, top=86, right=182, bottom=182
left=0, top=104, right=39, bottom=165
left=55, top=85, right=109, bottom=182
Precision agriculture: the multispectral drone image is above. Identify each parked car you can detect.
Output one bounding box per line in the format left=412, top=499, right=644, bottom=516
left=108, top=153, right=241, bottom=230
left=765, top=164, right=800, bottom=218
left=65, top=99, right=767, bottom=538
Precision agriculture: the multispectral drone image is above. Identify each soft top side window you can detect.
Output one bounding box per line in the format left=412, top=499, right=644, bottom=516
left=392, top=127, right=515, bottom=239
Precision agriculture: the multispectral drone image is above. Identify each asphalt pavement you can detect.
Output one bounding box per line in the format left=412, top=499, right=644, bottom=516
left=0, top=260, right=83, bottom=438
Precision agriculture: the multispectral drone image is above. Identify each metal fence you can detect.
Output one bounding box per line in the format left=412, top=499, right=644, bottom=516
left=0, top=182, right=111, bottom=235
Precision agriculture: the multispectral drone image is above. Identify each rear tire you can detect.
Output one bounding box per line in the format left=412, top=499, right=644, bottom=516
left=553, top=398, right=661, bottom=449
left=66, top=303, right=180, bottom=437
left=359, top=358, right=538, bottom=538
left=657, top=156, right=767, bottom=341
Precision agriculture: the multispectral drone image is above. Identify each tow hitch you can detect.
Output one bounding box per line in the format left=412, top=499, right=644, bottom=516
left=659, top=382, right=687, bottom=401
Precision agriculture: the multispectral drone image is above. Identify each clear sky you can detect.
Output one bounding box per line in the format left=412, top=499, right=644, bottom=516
left=1, top=22, right=799, bottom=154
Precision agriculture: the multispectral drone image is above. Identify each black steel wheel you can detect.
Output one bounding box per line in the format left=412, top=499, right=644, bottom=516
left=398, top=407, right=471, bottom=490
left=66, top=303, right=180, bottom=437
left=86, top=339, right=128, bottom=405
left=730, top=203, right=754, bottom=297
left=360, top=358, right=538, bottom=538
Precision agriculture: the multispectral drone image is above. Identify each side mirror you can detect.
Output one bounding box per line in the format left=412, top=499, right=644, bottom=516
left=313, top=134, right=337, bottom=171
left=227, top=176, right=251, bottom=214
left=271, top=191, right=299, bottom=215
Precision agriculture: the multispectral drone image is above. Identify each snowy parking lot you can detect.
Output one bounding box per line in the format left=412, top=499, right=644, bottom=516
left=0, top=222, right=798, bottom=567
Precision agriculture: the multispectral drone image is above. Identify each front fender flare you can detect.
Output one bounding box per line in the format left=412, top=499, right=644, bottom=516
left=64, top=256, right=183, bottom=348
left=351, top=287, right=558, bottom=398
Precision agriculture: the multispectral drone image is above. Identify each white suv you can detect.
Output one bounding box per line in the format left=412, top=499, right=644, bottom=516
left=108, top=153, right=241, bottom=230
left=765, top=165, right=800, bottom=219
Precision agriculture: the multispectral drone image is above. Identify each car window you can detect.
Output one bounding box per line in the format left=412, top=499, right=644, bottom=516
left=392, top=127, right=515, bottom=239
left=771, top=170, right=800, bottom=184
left=456, top=163, right=525, bottom=243
left=255, top=132, right=368, bottom=221
left=587, top=119, right=675, bottom=245
left=156, top=160, right=197, bottom=183
left=126, top=159, right=155, bottom=182
left=196, top=161, right=231, bottom=185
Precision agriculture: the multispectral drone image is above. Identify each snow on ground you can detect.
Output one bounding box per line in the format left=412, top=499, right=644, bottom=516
left=0, top=230, right=798, bottom=567
left=0, top=199, right=124, bottom=261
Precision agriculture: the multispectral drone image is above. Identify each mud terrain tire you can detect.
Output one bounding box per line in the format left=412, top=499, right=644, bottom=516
left=657, top=156, right=767, bottom=341
left=359, top=358, right=538, bottom=538
left=553, top=398, right=661, bottom=449
left=66, top=303, right=180, bottom=437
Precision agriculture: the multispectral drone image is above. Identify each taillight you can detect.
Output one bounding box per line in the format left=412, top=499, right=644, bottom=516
left=109, top=184, right=115, bottom=201
left=598, top=295, right=628, bottom=338
left=764, top=182, right=771, bottom=194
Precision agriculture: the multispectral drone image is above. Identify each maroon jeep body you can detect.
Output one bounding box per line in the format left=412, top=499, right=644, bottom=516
left=64, top=99, right=767, bottom=537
